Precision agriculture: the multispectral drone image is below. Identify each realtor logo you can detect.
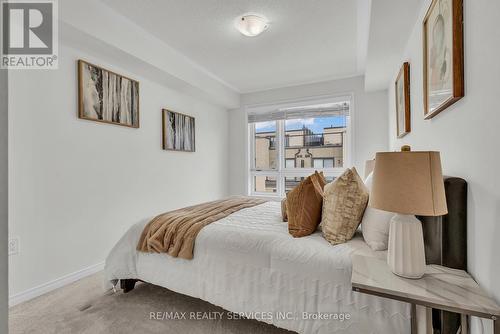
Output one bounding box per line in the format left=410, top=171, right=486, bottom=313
left=1, top=0, right=58, bottom=69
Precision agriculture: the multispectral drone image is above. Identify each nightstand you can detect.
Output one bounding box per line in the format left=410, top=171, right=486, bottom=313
left=351, top=255, right=500, bottom=334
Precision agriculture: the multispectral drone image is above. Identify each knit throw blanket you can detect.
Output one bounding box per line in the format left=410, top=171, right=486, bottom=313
left=137, top=196, right=266, bottom=259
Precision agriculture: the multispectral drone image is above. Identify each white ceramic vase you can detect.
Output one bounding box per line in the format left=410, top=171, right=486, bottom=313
left=387, top=214, right=426, bottom=279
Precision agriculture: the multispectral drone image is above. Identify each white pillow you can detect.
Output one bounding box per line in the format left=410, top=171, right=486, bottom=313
left=361, top=172, right=394, bottom=251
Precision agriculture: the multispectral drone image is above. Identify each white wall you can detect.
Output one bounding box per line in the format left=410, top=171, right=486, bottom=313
left=8, top=44, right=229, bottom=297
left=387, top=0, right=500, bottom=332
left=0, top=69, right=8, bottom=332
left=229, top=76, right=389, bottom=195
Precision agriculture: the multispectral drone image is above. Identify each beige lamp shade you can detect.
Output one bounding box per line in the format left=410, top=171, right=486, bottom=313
left=364, top=159, right=376, bottom=178
left=369, top=151, right=448, bottom=216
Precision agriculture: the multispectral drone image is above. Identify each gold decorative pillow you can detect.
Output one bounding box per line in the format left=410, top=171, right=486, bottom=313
left=287, top=171, right=326, bottom=237
left=281, top=198, right=288, bottom=222
left=321, top=167, right=369, bottom=245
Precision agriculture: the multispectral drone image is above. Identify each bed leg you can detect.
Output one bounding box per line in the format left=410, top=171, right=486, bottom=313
left=120, top=279, right=137, bottom=293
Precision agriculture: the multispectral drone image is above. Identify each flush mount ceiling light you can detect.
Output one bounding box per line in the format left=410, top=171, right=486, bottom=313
left=234, top=14, right=269, bottom=37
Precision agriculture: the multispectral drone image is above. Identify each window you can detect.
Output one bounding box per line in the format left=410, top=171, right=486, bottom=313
left=313, top=158, right=335, bottom=169
left=253, top=176, right=277, bottom=193
left=248, top=97, right=351, bottom=197
left=285, top=159, right=295, bottom=168
left=254, top=121, right=277, bottom=170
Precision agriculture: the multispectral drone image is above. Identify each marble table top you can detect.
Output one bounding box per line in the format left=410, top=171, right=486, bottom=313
left=351, top=255, right=500, bottom=319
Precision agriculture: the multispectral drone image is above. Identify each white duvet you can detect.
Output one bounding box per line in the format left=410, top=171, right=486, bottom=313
left=105, top=201, right=410, bottom=334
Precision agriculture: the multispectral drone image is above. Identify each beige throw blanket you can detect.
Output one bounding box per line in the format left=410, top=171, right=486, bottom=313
left=137, top=196, right=266, bottom=259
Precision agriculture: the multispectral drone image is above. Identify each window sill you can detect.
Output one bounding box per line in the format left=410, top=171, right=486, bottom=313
left=248, top=194, right=283, bottom=201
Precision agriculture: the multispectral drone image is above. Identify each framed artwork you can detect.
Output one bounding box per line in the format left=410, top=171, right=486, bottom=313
left=162, top=109, right=195, bottom=152
left=78, top=60, right=140, bottom=128
left=423, top=0, right=464, bottom=119
left=395, top=62, right=411, bottom=138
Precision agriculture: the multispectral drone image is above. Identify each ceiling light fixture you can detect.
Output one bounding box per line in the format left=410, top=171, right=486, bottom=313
left=234, top=14, right=269, bottom=37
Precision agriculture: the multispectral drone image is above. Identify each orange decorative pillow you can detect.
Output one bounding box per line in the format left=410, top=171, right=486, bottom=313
left=281, top=198, right=288, bottom=222
left=286, top=171, right=326, bottom=237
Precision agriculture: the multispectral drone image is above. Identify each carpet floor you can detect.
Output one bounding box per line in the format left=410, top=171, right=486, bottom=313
left=9, top=272, right=294, bottom=334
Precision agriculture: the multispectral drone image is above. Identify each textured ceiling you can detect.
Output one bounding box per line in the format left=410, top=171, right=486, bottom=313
left=100, top=0, right=363, bottom=93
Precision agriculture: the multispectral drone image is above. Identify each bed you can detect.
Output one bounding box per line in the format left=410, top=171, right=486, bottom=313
left=104, top=177, right=467, bottom=334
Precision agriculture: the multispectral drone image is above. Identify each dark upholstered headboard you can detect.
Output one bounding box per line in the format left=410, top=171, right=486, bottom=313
left=420, top=177, right=467, bottom=269
left=419, top=176, right=468, bottom=334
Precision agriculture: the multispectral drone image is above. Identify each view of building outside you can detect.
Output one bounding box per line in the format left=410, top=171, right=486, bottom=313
left=253, top=116, right=346, bottom=193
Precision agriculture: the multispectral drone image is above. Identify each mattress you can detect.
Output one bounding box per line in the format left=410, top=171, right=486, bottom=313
left=104, top=201, right=411, bottom=334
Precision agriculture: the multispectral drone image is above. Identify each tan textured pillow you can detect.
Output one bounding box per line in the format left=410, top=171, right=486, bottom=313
left=322, top=167, right=369, bottom=245
left=281, top=198, right=288, bottom=222
left=287, top=171, right=326, bottom=237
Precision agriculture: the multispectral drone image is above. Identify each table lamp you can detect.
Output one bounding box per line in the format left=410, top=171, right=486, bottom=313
left=369, top=150, right=447, bottom=279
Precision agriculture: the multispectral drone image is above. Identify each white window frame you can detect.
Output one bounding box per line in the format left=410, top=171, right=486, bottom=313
left=247, top=94, right=354, bottom=198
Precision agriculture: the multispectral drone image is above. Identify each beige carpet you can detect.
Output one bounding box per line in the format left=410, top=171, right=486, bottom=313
left=9, top=272, right=294, bottom=334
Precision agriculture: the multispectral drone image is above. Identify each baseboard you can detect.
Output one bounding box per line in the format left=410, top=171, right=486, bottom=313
left=9, top=261, right=105, bottom=307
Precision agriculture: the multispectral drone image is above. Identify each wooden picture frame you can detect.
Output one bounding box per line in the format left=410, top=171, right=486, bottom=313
left=423, top=0, right=464, bottom=119
left=162, top=109, right=196, bottom=152
left=395, top=62, right=411, bottom=138
left=78, top=59, right=140, bottom=128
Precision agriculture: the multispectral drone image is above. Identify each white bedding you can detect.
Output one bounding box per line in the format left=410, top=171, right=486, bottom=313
left=105, top=201, right=410, bottom=334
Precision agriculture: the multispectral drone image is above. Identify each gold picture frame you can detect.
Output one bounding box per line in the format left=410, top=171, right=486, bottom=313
left=395, top=62, right=411, bottom=138
left=78, top=59, right=140, bottom=128
left=162, top=109, right=196, bottom=152
left=423, top=0, right=464, bottom=119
